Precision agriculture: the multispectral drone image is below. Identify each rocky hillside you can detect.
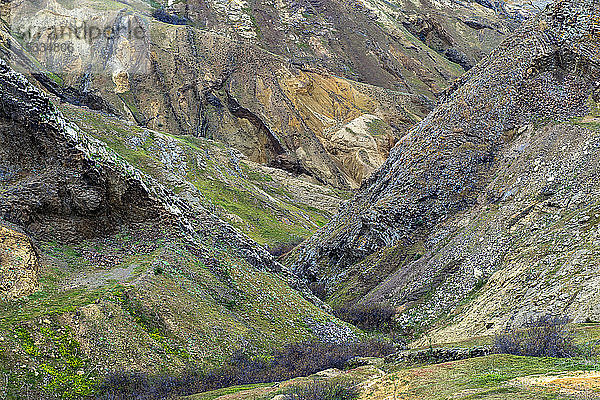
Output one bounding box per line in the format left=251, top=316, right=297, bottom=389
left=1, top=0, right=526, bottom=188
left=176, top=0, right=522, bottom=80
left=4, top=0, right=592, bottom=397
left=0, top=59, right=361, bottom=398
left=58, top=103, right=341, bottom=250
left=290, top=0, right=600, bottom=340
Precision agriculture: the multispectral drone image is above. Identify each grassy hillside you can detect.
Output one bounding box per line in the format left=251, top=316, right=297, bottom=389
left=60, top=105, right=342, bottom=250
left=0, top=224, right=353, bottom=399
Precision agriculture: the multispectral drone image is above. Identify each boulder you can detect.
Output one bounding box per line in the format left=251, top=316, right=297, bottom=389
left=0, top=225, right=39, bottom=301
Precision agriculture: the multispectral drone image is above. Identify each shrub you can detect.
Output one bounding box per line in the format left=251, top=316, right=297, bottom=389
left=96, top=339, right=394, bottom=399
left=334, top=303, right=396, bottom=332
left=494, top=315, right=577, bottom=358
left=267, top=237, right=304, bottom=258
left=262, top=339, right=395, bottom=381
left=289, top=380, right=359, bottom=400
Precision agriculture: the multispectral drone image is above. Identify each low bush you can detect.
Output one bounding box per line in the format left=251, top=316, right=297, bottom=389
left=267, top=237, right=304, bottom=258
left=261, top=339, right=395, bottom=381
left=308, top=281, right=327, bottom=300
left=96, top=339, right=394, bottom=399
left=151, top=9, right=188, bottom=25
left=334, top=303, right=397, bottom=332
left=289, top=380, right=359, bottom=400
left=494, top=315, right=577, bottom=358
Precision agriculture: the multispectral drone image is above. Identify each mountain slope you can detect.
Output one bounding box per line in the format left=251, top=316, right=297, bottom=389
left=58, top=103, right=341, bottom=250
left=2, top=0, right=525, bottom=188
left=174, top=0, right=521, bottom=88
left=0, top=60, right=357, bottom=398
left=289, top=0, right=600, bottom=339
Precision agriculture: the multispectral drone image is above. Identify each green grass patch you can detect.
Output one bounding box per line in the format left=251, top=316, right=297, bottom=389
left=1, top=323, right=99, bottom=399
left=184, top=383, right=271, bottom=400
left=0, top=288, right=105, bottom=330
left=191, top=177, right=312, bottom=246
left=375, top=354, right=599, bottom=400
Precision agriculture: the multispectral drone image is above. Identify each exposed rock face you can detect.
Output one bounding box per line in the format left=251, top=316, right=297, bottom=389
left=0, top=225, right=39, bottom=301
left=2, top=0, right=523, bottom=188
left=323, top=115, right=393, bottom=184
left=178, top=0, right=522, bottom=92
left=290, top=0, right=600, bottom=336
left=106, top=35, right=430, bottom=189
left=0, top=58, right=311, bottom=293
left=0, top=59, right=162, bottom=242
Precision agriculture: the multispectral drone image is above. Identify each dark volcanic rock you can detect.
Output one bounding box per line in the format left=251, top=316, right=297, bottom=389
left=0, top=61, right=162, bottom=242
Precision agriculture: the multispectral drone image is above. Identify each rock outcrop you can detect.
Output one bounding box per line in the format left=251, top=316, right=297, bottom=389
left=290, top=0, right=600, bottom=337
left=0, top=225, right=39, bottom=301
left=385, top=347, right=493, bottom=365
left=0, top=58, right=163, bottom=242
